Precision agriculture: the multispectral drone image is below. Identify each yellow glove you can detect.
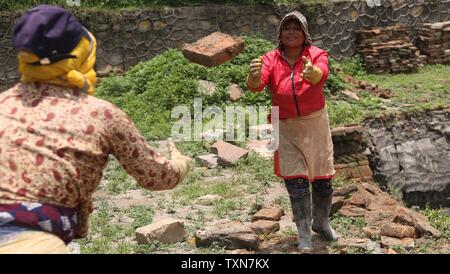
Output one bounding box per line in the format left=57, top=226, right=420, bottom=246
left=300, top=56, right=323, bottom=85
left=246, top=56, right=263, bottom=89
left=167, top=138, right=192, bottom=183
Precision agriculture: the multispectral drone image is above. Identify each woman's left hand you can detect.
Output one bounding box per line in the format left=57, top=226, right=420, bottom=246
left=300, top=56, right=323, bottom=85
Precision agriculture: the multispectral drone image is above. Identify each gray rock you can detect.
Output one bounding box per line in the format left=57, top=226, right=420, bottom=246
left=249, top=124, right=273, bottom=140
left=196, top=154, right=218, bottom=169
left=195, top=220, right=259, bottom=250
left=247, top=139, right=274, bottom=159
left=228, top=84, right=244, bottom=101
left=199, top=129, right=225, bottom=141
left=67, top=242, right=81, bottom=254
left=210, top=140, right=249, bottom=167
left=198, top=80, right=216, bottom=96
left=136, top=219, right=185, bottom=244
left=195, top=194, right=222, bottom=205
left=380, top=236, right=415, bottom=251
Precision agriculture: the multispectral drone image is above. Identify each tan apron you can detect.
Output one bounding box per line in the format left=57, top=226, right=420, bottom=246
left=274, top=106, right=335, bottom=181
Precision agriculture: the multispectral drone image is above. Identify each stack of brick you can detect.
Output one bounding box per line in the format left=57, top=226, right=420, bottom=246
left=331, top=125, right=373, bottom=182
left=416, top=21, right=450, bottom=64
left=356, top=25, right=424, bottom=74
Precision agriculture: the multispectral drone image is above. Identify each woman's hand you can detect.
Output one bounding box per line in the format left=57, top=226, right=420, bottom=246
left=300, top=56, right=323, bottom=85
left=167, top=138, right=192, bottom=183
left=247, top=56, right=264, bottom=89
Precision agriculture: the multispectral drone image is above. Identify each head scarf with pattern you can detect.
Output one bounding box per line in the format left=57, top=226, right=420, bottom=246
left=277, top=11, right=312, bottom=49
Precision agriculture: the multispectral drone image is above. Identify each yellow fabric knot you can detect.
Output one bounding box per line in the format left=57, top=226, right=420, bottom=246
left=17, top=31, right=97, bottom=95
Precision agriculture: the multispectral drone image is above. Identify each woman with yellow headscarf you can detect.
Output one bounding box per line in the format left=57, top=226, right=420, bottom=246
left=14, top=5, right=97, bottom=95
left=0, top=5, right=191, bottom=254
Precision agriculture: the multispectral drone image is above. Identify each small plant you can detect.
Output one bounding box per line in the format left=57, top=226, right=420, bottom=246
left=212, top=199, right=239, bottom=218
left=280, top=226, right=297, bottom=237
left=273, top=195, right=290, bottom=212
left=340, top=55, right=367, bottom=77
left=330, top=215, right=366, bottom=238
left=331, top=174, right=354, bottom=188
left=421, top=207, right=450, bottom=241
left=248, top=195, right=264, bottom=215
left=126, top=205, right=155, bottom=229
left=325, top=57, right=348, bottom=95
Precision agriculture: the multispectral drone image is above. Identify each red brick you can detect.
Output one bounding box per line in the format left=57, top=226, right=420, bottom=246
left=357, top=165, right=373, bottom=177
left=380, top=223, right=417, bottom=239
left=182, top=32, right=244, bottom=67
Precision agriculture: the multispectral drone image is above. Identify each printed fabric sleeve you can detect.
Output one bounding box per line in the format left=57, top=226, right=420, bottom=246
left=106, top=107, right=182, bottom=191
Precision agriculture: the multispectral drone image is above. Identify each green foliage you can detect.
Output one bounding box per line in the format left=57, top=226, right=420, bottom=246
left=96, top=35, right=350, bottom=139
left=326, top=100, right=364, bottom=126
left=127, top=205, right=155, bottom=229
left=76, top=201, right=133, bottom=254
left=212, top=198, right=240, bottom=218
left=248, top=194, right=264, bottom=215
left=273, top=195, right=290, bottom=212
left=96, top=36, right=275, bottom=140
left=325, top=57, right=347, bottom=95
left=330, top=215, right=366, bottom=238
left=340, top=55, right=367, bottom=77
left=421, top=207, right=450, bottom=241
left=234, top=153, right=280, bottom=191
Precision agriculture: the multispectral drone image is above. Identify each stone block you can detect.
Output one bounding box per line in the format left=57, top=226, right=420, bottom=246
left=136, top=219, right=185, bottom=244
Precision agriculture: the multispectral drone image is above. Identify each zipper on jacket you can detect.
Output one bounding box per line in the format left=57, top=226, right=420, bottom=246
left=289, top=65, right=301, bottom=116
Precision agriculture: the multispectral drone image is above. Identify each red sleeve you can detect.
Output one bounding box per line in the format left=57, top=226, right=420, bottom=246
left=312, top=50, right=329, bottom=83
left=248, top=53, right=272, bottom=92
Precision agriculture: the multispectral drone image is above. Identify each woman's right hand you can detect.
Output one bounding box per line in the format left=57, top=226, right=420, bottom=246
left=167, top=138, right=192, bottom=182
left=247, top=56, right=264, bottom=88
left=249, top=56, right=263, bottom=78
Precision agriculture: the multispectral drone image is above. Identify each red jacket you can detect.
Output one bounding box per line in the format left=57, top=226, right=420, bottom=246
left=249, top=46, right=329, bottom=118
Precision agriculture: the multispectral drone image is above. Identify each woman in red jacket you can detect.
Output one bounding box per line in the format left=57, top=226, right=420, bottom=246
left=247, top=11, right=339, bottom=253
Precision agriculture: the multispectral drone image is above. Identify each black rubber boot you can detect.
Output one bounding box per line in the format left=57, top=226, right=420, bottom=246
left=311, top=179, right=339, bottom=241
left=285, top=178, right=313, bottom=253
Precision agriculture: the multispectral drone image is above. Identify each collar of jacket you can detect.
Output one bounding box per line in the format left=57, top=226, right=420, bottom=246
left=275, top=46, right=312, bottom=66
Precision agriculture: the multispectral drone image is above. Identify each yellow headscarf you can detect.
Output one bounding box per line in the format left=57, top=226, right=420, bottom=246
left=17, top=31, right=97, bottom=95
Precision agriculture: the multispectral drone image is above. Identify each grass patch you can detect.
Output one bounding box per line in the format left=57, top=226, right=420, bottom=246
left=212, top=198, right=241, bottom=219
left=76, top=201, right=134, bottom=254
left=273, top=195, right=290, bottom=212
left=420, top=207, right=450, bottom=241
left=330, top=215, right=366, bottom=239
left=339, top=56, right=450, bottom=120
left=234, top=153, right=281, bottom=192
left=280, top=226, right=297, bottom=237
left=126, top=205, right=155, bottom=229
left=331, top=174, right=356, bottom=188
left=104, top=159, right=139, bottom=195
left=171, top=173, right=245, bottom=206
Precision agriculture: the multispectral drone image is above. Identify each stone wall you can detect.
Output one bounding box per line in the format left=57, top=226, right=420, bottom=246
left=2, top=0, right=450, bottom=89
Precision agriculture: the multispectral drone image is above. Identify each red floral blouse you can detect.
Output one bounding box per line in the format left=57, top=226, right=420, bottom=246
left=0, top=83, right=181, bottom=238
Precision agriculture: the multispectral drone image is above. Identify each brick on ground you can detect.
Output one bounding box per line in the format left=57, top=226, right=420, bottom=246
left=210, top=140, right=249, bottom=167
